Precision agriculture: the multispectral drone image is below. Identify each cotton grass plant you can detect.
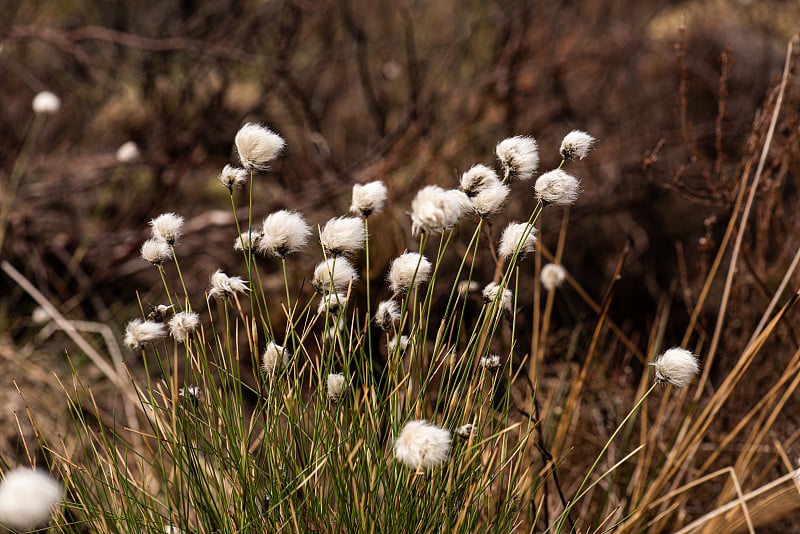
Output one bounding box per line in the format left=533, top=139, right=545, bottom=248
left=15, top=95, right=793, bottom=534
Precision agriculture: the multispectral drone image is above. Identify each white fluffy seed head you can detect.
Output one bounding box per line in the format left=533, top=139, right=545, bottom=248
left=410, top=185, right=471, bottom=236
left=319, top=216, right=366, bottom=257
left=457, top=280, right=481, bottom=296
left=140, top=239, right=173, bottom=265
left=496, top=136, right=539, bottom=181
left=115, top=141, right=140, bottom=163
left=313, top=257, right=359, bottom=294
left=393, top=420, right=451, bottom=471
left=388, top=335, right=410, bottom=353
left=534, top=169, right=580, bottom=205
left=540, top=263, right=567, bottom=291
left=261, top=342, right=291, bottom=377
left=456, top=424, right=474, bottom=441
left=234, top=230, right=261, bottom=252
left=150, top=212, right=184, bottom=245
left=480, top=354, right=502, bottom=371
left=168, top=311, right=200, bottom=343
left=234, top=122, right=285, bottom=171
left=652, top=348, right=700, bottom=388
left=560, top=130, right=596, bottom=161
left=31, top=91, right=61, bottom=114
left=0, top=467, right=62, bottom=531
left=124, top=319, right=167, bottom=350
left=350, top=181, right=388, bottom=217
left=219, top=164, right=248, bottom=191
left=258, top=210, right=311, bottom=258
left=327, top=373, right=347, bottom=401
left=318, top=292, right=348, bottom=315
left=471, top=182, right=510, bottom=218
left=498, top=222, right=537, bottom=260
left=208, top=269, right=249, bottom=301
left=324, top=317, right=345, bottom=342
left=374, top=300, right=401, bottom=330
left=460, top=164, right=500, bottom=197
left=388, top=252, right=432, bottom=294
left=482, top=282, right=513, bottom=312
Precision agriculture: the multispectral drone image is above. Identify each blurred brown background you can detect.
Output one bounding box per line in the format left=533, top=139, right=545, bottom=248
left=1, top=0, right=799, bottom=501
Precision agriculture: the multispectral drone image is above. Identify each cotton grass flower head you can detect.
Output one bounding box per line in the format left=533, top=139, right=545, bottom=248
left=460, top=164, right=500, bottom=197
left=471, top=182, right=510, bottom=218
left=652, top=347, right=700, bottom=388
left=146, top=304, right=173, bottom=322
left=388, top=252, right=432, bottom=294
left=499, top=222, right=537, bottom=260
left=482, top=282, right=513, bottom=312
left=541, top=263, right=567, bottom=291
left=324, top=317, right=345, bottom=342
left=313, top=257, right=359, bottom=294
left=208, top=269, right=249, bottom=301
left=219, top=164, right=248, bottom=192
left=456, top=424, right=474, bottom=441
left=480, top=354, right=502, bottom=371
left=394, top=420, right=451, bottom=471
left=327, top=373, right=347, bottom=401
left=0, top=467, right=62, bottom=531
left=318, top=292, right=347, bottom=315
left=457, top=280, right=480, bottom=296
left=496, top=135, right=539, bottom=181
left=31, top=91, right=61, bottom=114
left=234, top=122, right=285, bottom=171
left=261, top=342, right=291, bottom=377
left=319, top=216, right=366, bottom=257
left=559, top=130, right=596, bottom=161
left=388, top=335, right=410, bottom=353
left=374, top=300, right=401, bottom=330
left=115, top=141, right=140, bottom=163
left=534, top=169, right=580, bottom=205
left=410, top=185, right=471, bottom=236
left=259, top=210, right=311, bottom=258
left=169, top=311, right=200, bottom=343
left=234, top=230, right=261, bottom=252
left=350, top=181, right=388, bottom=217
left=141, top=238, right=173, bottom=265
left=150, top=212, right=184, bottom=245
left=124, top=319, right=167, bottom=350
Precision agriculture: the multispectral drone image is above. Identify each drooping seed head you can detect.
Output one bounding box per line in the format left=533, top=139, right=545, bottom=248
left=652, top=348, right=700, bottom=388
left=455, top=424, right=474, bottom=441
left=313, top=257, right=359, bottom=294
left=168, top=311, right=200, bottom=343
left=534, top=169, right=580, bottom=205
left=388, top=252, right=432, bottom=294
left=388, top=335, right=410, bottom=353
left=559, top=130, right=596, bottom=161
left=124, top=319, right=167, bottom=350
left=317, top=292, right=348, bottom=315
left=150, top=212, right=184, bottom=245
left=319, top=216, right=366, bottom=257
left=393, top=420, right=451, bottom=471
left=498, top=222, right=537, bottom=260
left=258, top=210, right=311, bottom=258
left=374, top=300, right=401, bottom=330
left=540, top=263, right=567, bottom=291
left=219, top=164, right=248, bottom=192
left=350, top=181, right=388, bottom=217
left=208, top=269, right=249, bottom=301
left=410, top=185, right=471, bottom=236
left=496, top=135, right=539, bottom=181
left=234, top=122, right=285, bottom=171
left=261, top=341, right=291, bottom=377
left=479, top=354, right=502, bottom=371
left=140, top=239, right=173, bottom=265
left=460, top=164, right=500, bottom=197
left=31, top=91, right=61, bottom=115
left=0, top=467, right=62, bottom=532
